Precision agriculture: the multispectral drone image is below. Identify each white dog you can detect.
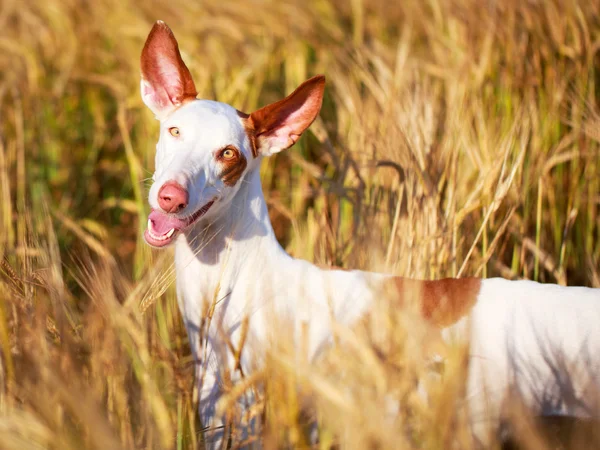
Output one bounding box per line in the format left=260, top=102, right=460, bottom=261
left=141, top=20, right=600, bottom=448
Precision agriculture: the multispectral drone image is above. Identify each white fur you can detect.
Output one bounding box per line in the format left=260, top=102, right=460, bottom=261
left=461, top=279, right=600, bottom=439
left=146, top=98, right=600, bottom=448
left=148, top=101, right=253, bottom=219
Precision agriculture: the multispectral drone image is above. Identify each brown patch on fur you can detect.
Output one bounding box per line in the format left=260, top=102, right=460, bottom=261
left=237, top=110, right=260, bottom=158
left=315, top=263, right=479, bottom=328
left=385, top=277, right=481, bottom=328
left=216, top=146, right=247, bottom=186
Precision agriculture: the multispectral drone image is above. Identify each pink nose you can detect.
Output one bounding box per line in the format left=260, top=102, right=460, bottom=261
left=158, top=181, right=188, bottom=214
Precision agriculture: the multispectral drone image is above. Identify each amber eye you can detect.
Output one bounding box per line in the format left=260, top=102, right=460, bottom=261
left=168, top=127, right=180, bottom=137
left=221, top=148, right=235, bottom=159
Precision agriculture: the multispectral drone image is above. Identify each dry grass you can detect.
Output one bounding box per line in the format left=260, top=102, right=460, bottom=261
left=1, top=0, right=600, bottom=448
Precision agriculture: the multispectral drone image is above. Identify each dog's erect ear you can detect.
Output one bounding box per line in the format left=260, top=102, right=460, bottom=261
left=246, top=75, right=325, bottom=157
left=140, top=21, right=197, bottom=118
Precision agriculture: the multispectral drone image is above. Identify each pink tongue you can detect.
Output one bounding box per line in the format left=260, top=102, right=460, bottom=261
left=148, top=210, right=187, bottom=235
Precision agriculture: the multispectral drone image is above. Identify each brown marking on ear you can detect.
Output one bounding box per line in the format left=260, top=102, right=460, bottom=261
left=237, top=110, right=260, bottom=158
left=216, top=146, right=248, bottom=186
left=385, top=277, right=481, bottom=328
left=141, top=21, right=197, bottom=111
left=248, top=75, right=324, bottom=132
left=242, top=75, right=325, bottom=156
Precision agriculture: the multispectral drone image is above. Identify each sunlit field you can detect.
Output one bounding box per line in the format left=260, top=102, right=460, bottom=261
left=1, top=0, right=600, bottom=448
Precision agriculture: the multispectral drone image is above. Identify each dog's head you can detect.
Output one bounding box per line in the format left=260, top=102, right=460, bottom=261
left=140, top=21, right=325, bottom=248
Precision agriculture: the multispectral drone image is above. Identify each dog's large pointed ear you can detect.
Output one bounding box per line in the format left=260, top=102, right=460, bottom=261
left=140, top=21, right=197, bottom=118
left=245, top=75, right=325, bottom=157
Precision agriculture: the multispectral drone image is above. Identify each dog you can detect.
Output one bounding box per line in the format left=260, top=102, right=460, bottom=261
left=140, top=20, right=600, bottom=448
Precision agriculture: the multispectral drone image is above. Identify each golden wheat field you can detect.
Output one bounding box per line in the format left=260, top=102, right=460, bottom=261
left=2, top=0, right=600, bottom=448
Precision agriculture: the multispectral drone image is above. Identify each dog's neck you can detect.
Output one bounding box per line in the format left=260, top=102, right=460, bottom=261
left=174, top=167, right=291, bottom=320
left=182, top=165, right=285, bottom=260
left=173, top=166, right=383, bottom=356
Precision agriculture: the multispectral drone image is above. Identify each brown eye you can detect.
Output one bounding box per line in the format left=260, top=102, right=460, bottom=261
left=221, top=148, right=235, bottom=159
left=169, top=127, right=180, bottom=137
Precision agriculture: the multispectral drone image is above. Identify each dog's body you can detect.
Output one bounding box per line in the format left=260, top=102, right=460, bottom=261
left=141, top=21, right=600, bottom=448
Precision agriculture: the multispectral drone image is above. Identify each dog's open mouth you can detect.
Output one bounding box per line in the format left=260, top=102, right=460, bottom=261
left=144, top=200, right=214, bottom=248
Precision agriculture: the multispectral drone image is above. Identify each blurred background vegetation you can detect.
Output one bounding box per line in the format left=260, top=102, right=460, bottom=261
left=1, top=0, right=600, bottom=448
